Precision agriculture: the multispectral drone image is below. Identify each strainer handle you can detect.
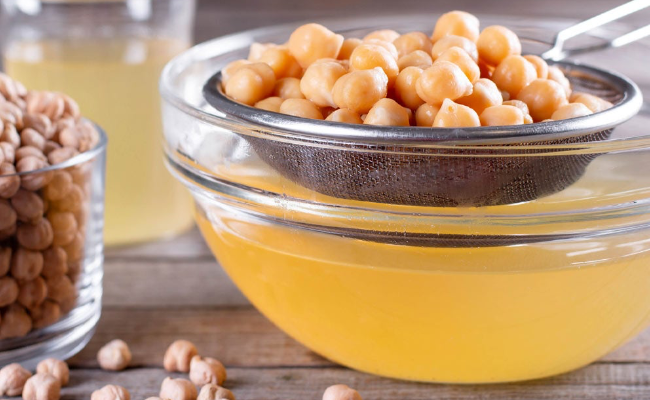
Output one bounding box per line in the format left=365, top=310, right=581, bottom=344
left=541, top=0, right=650, bottom=60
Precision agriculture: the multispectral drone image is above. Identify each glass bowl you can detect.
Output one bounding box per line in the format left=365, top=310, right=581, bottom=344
left=160, top=15, right=650, bottom=383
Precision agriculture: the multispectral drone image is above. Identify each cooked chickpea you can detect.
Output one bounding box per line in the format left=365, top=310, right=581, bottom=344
left=0, top=163, right=20, bottom=198
left=224, top=63, right=276, bottom=106
left=363, top=29, right=400, bottom=43
left=431, top=10, right=480, bottom=42
left=22, top=373, right=60, bottom=400
left=363, top=39, right=399, bottom=60
left=435, top=46, right=480, bottom=83
left=197, top=384, right=235, bottom=400
left=0, top=276, right=19, bottom=307
left=416, top=61, right=473, bottom=105
left=258, top=47, right=302, bottom=79
left=332, top=68, right=388, bottom=114
left=502, top=99, right=530, bottom=115
left=523, top=55, right=548, bottom=79
left=0, top=304, right=32, bottom=339
left=159, top=377, right=197, bottom=400
left=415, top=103, right=441, bottom=126
left=17, top=276, right=48, bottom=309
left=272, top=77, right=304, bottom=100
left=323, top=384, right=363, bottom=400
left=363, top=98, right=410, bottom=126
left=91, top=384, right=130, bottom=400
left=254, top=97, right=284, bottom=113
left=456, top=78, right=503, bottom=115
left=189, top=355, right=227, bottom=386
left=492, top=55, right=538, bottom=98
left=220, top=60, right=252, bottom=86
left=247, top=43, right=276, bottom=62
left=551, top=103, right=593, bottom=120
left=279, top=99, right=324, bottom=120
left=164, top=339, right=198, bottom=372
left=397, top=50, right=433, bottom=71
left=480, top=105, right=525, bottom=126
left=547, top=66, right=572, bottom=98
left=11, top=247, right=43, bottom=282
left=0, top=363, right=32, bottom=396
left=338, top=38, right=362, bottom=60
left=17, top=218, right=54, bottom=251
left=36, top=359, right=69, bottom=387
left=516, top=79, right=569, bottom=121
left=97, top=339, right=132, bottom=371
left=477, top=25, right=521, bottom=66
left=300, top=61, right=348, bottom=107
left=326, top=109, right=363, bottom=124
left=288, top=23, right=344, bottom=68
left=349, top=44, right=399, bottom=86
left=433, top=98, right=481, bottom=127
left=570, top=92, right=613, bottom=113
left=394, top=67, right=425, bottom=110
left=393, top=32, right=433, bottom=58
left=431, top=35, right=478, bottom=62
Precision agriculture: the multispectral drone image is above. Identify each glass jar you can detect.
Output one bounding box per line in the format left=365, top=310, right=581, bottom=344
left=0, top=0, right=196, bottom=245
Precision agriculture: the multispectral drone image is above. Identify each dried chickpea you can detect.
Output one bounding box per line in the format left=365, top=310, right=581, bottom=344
left=338, top=38, right=362, bottom=61
left=164, top=339, right=198, bottom=372
left=31, top=300, right=61, bottom=329
left=22, top=373, right=60, bottom=400
left=551, top=103, right=593, bottom=120
left=431, top=10, right=480, bottom=43
left=431, top=34, right=478, bottom=62
left=258, top=47, right=303, bottom=79
left=0, top=142, right=14, bottom=163
left=189, top=355, right=227, bottom=386
left=0, top=199, right=17, bottom=230
left=570, top=92, right=613, bottom=113
left=41, top=246, right=68, bottom=278
left=0, top=224, right=17, bottom=242
left=323, top=384, right=362, bottom=400
left=0, top=276, right=19, bottom=307
left=480, top=105, right=525, bottom=126
left=397, top=50, right=433, bottom=71
left=433, top=98, right=481, bottom=128
left=363, top=29, right=400, bottom=43
left=16, top=156, right=53, bottom=191
left=416, top=61, right=473, bottom=105
left=11, top=247, right=43, bottom=282
left=0, top=304, right=32, bottom=339
left=516, top=79, right=569, bottom=121
left=0, top=163, right=20, bottom=198
left=254, top=97, right=284, bottom=113
left=547, top=66, right=572, bottom=98
left=23, top=114, right=53, bottom=140
left=326, top=109, right=363, bottom=124
left=21, top=128, right=46, bottom=152
left=1, top=123, right=20, bottom=148
left=394, top=67, right=425, bottom=110
left=15, top=146, right=47, bottom=163
left=17, top=276, right=48, bottom=309
left=435, top=46, right=480, bottom=83
left=45, top=274, right=74, bottom=303
left=415, top=103, right=440, bottom=126
left=159, top=377, right=197, bottom=400
left=279, top=99, right=324, bottom=120
left=91, top=385, right=130, bottom=400
left=300, top=61, right=348, bottom=107
left=393, top=32, right=433, bottom=57
left=0, top=363, right=32, bottom=396
left=349, top=44, right=399, bottom=86
left=272, top=77, right=305, bottom=100
left=17, top=218, right=54, bottom=250
left=288, top=23, right=344, bottom=68
left=36, top=359, right=69, bottom=387
left=97, top=339, right=132, bottom=371
left=364, top=98, right=410, bottom=126
left=47, top=147, right=78, bottom=165
left=332, top=68, right=388, bottom=114
left=42, top=171, right=72, bottom=202
left=456, top=78, right=503, bottom=115
left=51, top=184, right=83, bottom=213
left=62, top=231, right=84, bottom=262
left=492, top=55, right=538, bottom=98
left=477, top=25, right=521, bottom=66
left=523, top=55, right=549, bottom=79
left=197, top=384, right=235, bottom=400
left=0, top=246, right=10, bottom=275
left=47, top=211, right=77, bottom=246
left=224, top=63, right=276, bottom=106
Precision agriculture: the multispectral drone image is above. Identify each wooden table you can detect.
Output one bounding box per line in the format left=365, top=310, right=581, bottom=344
left=66, top=1, right=650, bottom=399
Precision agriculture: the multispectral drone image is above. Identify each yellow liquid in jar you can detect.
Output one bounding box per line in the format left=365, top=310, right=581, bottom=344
left=4, top=39, right=193, bottom=245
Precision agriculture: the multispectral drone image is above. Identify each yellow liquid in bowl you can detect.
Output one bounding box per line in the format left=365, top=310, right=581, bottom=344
left=4, top=39, right=194, bottom=245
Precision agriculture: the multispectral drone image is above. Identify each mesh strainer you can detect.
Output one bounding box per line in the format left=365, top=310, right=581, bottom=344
left=202, top=2, right=646, bottom=207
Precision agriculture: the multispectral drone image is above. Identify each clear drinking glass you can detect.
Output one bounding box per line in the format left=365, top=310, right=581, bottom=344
left=0, top=0, right=196, bottom=245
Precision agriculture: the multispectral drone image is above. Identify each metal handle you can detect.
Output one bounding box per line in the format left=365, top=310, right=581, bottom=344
left=541, top=0, right=650, bottom=60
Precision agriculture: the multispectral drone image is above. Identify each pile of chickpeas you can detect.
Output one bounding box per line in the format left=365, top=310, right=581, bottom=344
left=0, top=73, right=99, bottom=339
left=221, top=11, right=613, bottom=127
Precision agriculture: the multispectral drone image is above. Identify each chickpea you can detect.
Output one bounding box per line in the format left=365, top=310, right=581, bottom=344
left=332, top=68, right=388, bottom=114
left=523, top=55, right=548, bottom=79
left=47, top=147, right=78, bottom=165
left=300, top=61, right=348, bottom=107
left=279, top=99, right=324, bottom=120
left=326, top=109, right=363, bottom=124
left=97, top=339, right=132, bottom=371
left=394, top=67, right=425, bottom=110
left=0, top=276, right=19, bottom=307
left=247, top=43, right=277, bottom=62
left=62, top=231, right=84, bottom=262
left=433, top=98, right=481, bottom=128
left=480, top=105, right=525, bottom=126
left=477, top=25, right=521, bottom=66
left=516, top=79, right=568, bottom=121
left=338, top=38, right=362, bottom=60
left=197, top=384, right=235, bottom=400
left=258, top=47, right=303, bottom=79
left=159, top=377, right=197, bottom=400
left=323, top=384, right=362, bottom=400
left=431, top=10, right=480, bottom=43
left=254, top=97, right=284, bottom=113
left=551, top=103, right=593, bottom=120
left=492, top=55, right=538, bottom=98
left=164, top=339, right=198, bottom=372
left=17, top=218, right=54, bottom=250
left=47, top=211, right=77, bottom=246
left=0, top=142, right=14, bottom=163
left=11, top=247, right=43, bottom=282
left=0, top=224, right=17, bottom=242
left=363, top=29, right=400, bottom=43
left=272, top=77, right=305, bottom=100
left=547, top=66, right=572, bottom=98
left=42, top=171, right=73, bottom=202
left=224, top=63, right=276, bottom=106
left=16, top=146, right=47, bottom=163
left=0, top=304, right=32, bottom=339
left=20, top=128, right=46, bottom=152
left=502, top=99, right=530, bottom=115
left=0, top=363, right=32, bottom=396
left=21, top=373, right=60, bottom=400
left=58, top=127, right=80, bottom=150
left=435, top=46, right=480, bottom=83
left=41, top=246, right=68, bottom=278
left=570, top=92, right=613, bottom=113
left=45, top=274, right=75, bottom=304
left=456, top=78, right=503, bottom=115
left=288, top=23, right=344, bottom=68
left=363, top=98, right=410, bottom=126
left=415, top=103, right=440, bottom=126
left=524, top=113, right=534, bottom=124
left=1, top=123, right=20, bottom=148
left=397, top=50, right=433, bottom=71
left=17, top=156, right=54, bottom=191
left=51, top=184, right=84, bottom=213
left=363, top=39, right=399, bottom=60
left=17, top=276, right=48, bottom=309
left=221, top=60, right=252, bottom=86
left=0, top=246, right=10, bottom=276
left=23, top=114, right=53, bottom=140
left=415, top=61, right=473, bottom=106
left=91, top=385, right=130, bottom=400
left=349, top=44, right=399, bottom=86
left=0, top=198, right=17, bottom=230
left=31, top=300, right=61, bottom=329
left=189, top=355, right=227, bottom=386
left=36, top=359, right=69, bottom=387
left=431, top=35, right=478, bottom=62
left=393, top=32, right=433, bottom=58
left=0, top=163, right=20, bottom=198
